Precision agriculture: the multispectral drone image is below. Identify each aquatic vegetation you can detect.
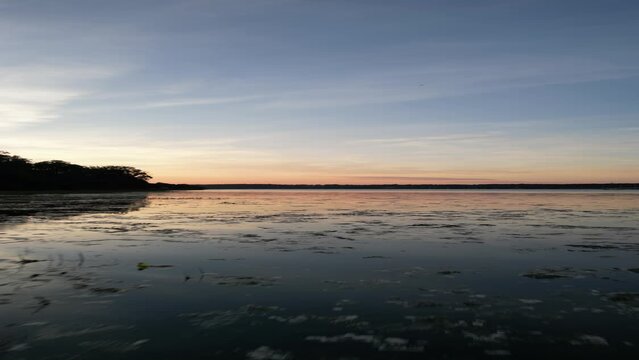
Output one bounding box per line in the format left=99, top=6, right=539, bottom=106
left=136, top=262, right=174, bottom=271
left=29, top=296, right=51, bottom=314
left=464, top=330, right=507, bottom=343
left=247, top=346, right=291, bottom=360
left=571, top=335, right=609, bottom=346
left=437, top=270, right=461, bottom=275
left=89, top=287, right=124, bottom=294
left=521, top=268, right=574, bottom=279
left=213, top=275, right=279, bottom=286
left=181, top=305, right=283, bottom=329
left=607, top=292, right=639, bottom=303
left=16, top=258, right=44, bottom=265
left=306, top=333, right=425, bottom=352
left=0, top=191, right=638, bottom=358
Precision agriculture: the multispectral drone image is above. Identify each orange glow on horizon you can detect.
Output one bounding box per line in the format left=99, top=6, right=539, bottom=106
left=155, top=173, right=639, bottom=185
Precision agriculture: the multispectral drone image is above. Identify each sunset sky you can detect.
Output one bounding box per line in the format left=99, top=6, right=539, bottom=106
left=1, top=0, right=638, bottom=184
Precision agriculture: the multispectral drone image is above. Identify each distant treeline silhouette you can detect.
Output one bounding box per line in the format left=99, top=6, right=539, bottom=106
left=201, top=183, right=639, bottom=190
left=3, top=150, right=637, bottom=192
left=0, top=151, right=155, bottom=191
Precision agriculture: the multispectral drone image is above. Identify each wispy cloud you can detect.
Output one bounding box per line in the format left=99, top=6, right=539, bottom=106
left=140, top=95, right=263, bottom=109
left=250, top=56, right=639, bottom=109
left=0, top=64, right=123, bottom=128
left=353, top=133, right=502, bottom=147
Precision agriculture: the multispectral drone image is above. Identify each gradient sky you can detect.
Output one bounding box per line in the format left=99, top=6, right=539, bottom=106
left=1, top=0, right=638, bottom=184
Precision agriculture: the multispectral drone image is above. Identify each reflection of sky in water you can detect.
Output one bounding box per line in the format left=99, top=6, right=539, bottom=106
left=0, top=191, right=638, bottom=359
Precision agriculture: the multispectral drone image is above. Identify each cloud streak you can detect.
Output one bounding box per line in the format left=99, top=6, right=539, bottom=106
left=0, top=64, right=124, bottom=128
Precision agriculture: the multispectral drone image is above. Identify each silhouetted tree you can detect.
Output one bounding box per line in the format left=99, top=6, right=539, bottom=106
left=0, top=151, right=154, bottom=190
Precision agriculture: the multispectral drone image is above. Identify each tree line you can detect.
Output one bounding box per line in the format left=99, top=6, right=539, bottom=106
left=0, top=151, right=153, bottom=190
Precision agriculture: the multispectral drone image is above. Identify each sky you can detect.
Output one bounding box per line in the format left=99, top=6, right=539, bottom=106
left=1, top=0, right=638, bottom=184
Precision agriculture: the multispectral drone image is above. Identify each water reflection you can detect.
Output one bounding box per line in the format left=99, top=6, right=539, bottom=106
left=0, top=191, right=638, bottom=359
left=0, top=192, right=149, bottom=229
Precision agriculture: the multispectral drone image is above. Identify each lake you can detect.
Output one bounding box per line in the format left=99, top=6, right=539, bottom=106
left=1, top=190, right=638, bottom=359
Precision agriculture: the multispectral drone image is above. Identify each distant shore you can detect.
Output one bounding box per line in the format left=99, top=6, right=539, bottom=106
left=3, top=184, right=638, bottom=193
left=197, top=183, right=639, bottom=190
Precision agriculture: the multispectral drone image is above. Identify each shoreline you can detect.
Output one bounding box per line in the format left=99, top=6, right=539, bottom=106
left=197, top=183, right=639, bottom=190
left=2, top=183, right=638, bottom=193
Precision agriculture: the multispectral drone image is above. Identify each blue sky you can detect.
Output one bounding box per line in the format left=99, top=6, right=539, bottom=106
left=1, top=0, right=638, bottom=183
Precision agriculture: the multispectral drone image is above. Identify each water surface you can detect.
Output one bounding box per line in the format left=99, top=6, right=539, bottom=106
left=1, top=190, right=638, bottom=359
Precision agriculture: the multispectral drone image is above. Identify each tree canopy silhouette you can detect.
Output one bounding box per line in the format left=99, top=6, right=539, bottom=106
left=0, top=151, right=153, bottom=190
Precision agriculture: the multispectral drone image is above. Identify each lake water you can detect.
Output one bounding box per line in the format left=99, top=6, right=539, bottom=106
left=1, top=190, right=638, bottom=359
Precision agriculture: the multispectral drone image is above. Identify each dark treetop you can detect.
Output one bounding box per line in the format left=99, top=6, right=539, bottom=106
left=0, top=151, right=198, bottom=191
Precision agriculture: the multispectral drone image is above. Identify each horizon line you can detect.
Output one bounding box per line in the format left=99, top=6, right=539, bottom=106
left=169, top=182, right=639, bottom=188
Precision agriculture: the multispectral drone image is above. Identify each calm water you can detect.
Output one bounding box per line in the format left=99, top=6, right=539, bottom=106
left=1, top=190, right=638, bottom=359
